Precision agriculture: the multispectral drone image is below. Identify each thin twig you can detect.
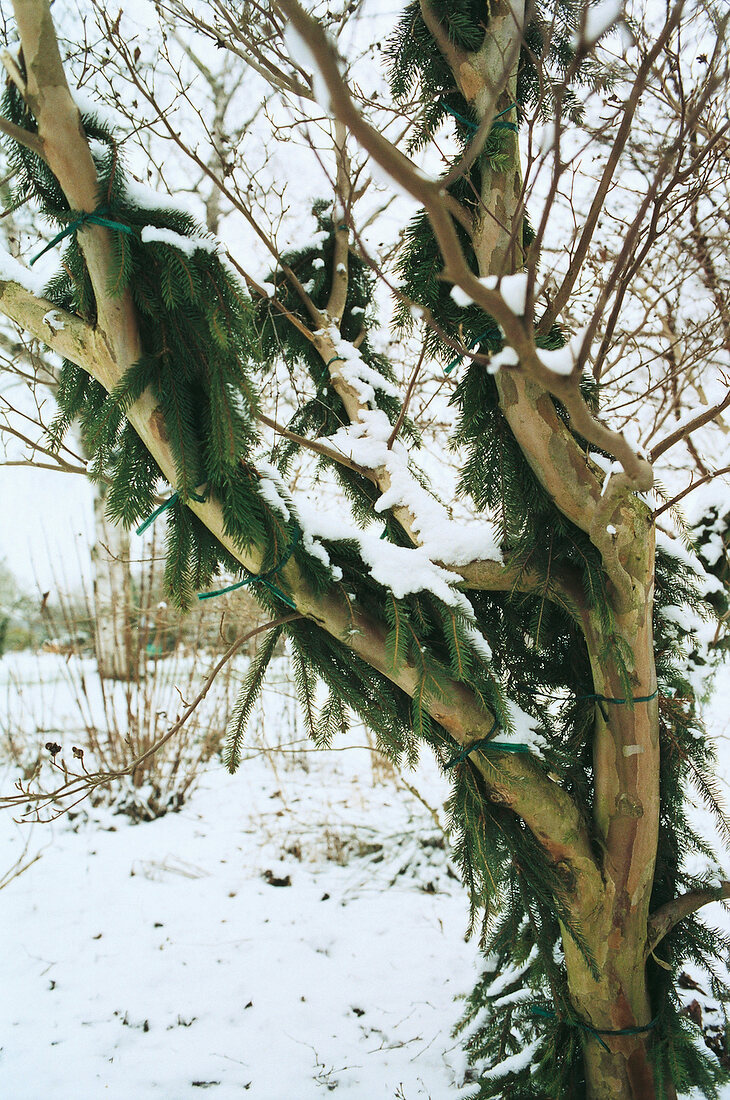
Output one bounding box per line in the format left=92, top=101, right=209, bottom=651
left=3, top=614, right=301, bottom=819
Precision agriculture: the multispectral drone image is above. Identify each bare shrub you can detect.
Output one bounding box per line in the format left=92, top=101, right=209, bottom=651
left=0, top=541, right=264, bottom=821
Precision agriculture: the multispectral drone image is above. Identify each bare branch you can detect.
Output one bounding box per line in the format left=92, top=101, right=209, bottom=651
left=536, top=0, right=686, bottom=336
left=2, top=615, right=300, bottom=817
left=0, top=112, right=45, bottom=158
left=650, top=390, right=730, bottom=463
left=646, top=882, right=730, bottom=958
left=257, top=411, right=378, bottom=482
left=325, top=121, right=351, bottom=322
left=653, top=465, right=730, bottom=520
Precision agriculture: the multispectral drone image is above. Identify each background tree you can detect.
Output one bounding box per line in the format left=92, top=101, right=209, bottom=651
left=0, top=0, right=729, bottom=1097
left=0, top=228, right=139, bottom=678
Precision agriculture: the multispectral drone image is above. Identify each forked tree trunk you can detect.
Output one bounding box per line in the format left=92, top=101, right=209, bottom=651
left=466, top=12, right=665, bottom=1092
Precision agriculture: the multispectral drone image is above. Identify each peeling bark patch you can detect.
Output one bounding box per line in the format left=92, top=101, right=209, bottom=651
left=616, top=793, right=644, bottom=818
left=458, top=62, right=482, bottom=101
left=499, top=371, right=518, bottom=408
left=150, top=407, right=169, bottom=444
left=536, top=390, right=558, bottom=427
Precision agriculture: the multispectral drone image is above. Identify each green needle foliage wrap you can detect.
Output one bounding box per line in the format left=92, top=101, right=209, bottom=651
left=386, top=0, right=609, bottom=153
left=450, top=548, right=730, bottom=1097
left=388, top=0, right=605, bottom=368
left=1, top=81, right=315, bottom=610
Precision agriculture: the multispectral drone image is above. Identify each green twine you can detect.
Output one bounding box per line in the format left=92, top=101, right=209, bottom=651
left=579, top=688, right=658, bottom=705
left=442, top=103, right=479, bottom=131
left=532, top=687, right=659, bottom=717
left=443, top=686, right=658, bottom=768
left=442, top=101, right=518, bottom=136
left=530, top=685, right=658, bottom=722
left=135, top=487, right=207, bottom=536
left=445, top=329, right=492, bottom=375
left=198, top=528, right=301, bottom=609
left=530, top=1006, right=660, bottom=1053
left=31, top=204, right=133, bottom=266
left=136, top=494, right=178, bottom=536
left=326, top=355, right=346, bottom=368
left=579, top=686, right=658, bottom=721
left=445, top=719, right=531, bottom=769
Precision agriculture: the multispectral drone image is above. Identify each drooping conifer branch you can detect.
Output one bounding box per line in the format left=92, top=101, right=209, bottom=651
left=0, top=259, right=595, bottom=882
left=273, top=0, right=654, bottom=571
left=3, top=1, right=730, bottom=1093
left=257, top=118, right=517, bottom=587
left=0, top=0, right=607, bottom=892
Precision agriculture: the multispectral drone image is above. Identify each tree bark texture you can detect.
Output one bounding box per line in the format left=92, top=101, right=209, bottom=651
left=463, top=9, right=664, bottom=1095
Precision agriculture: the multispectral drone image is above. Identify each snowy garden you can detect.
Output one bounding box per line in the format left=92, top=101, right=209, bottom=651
left=1, top=0, right=730, bottom=1097
left=0, top=650, right=482, bottom=1098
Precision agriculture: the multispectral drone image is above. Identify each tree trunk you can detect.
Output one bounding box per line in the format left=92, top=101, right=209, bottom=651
left=91, top=487, right=137, bottom=680
left=560, top=517, right=664, bottom=1100
left=467, top=32, right=666, bottom=1086
left=563, top=909, right=659, bottom=1099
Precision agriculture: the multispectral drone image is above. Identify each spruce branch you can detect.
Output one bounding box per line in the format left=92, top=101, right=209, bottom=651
left=418, top=0, right=476, bottom=99
left=0, top=304, right=593, bottom=884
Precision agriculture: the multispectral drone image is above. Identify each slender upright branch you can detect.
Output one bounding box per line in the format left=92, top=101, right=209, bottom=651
left=646, top=882, right=730, bottom=958
left=274, top=0, right=654, bottom=521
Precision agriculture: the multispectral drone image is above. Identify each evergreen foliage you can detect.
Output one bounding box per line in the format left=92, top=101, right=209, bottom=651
left=383, top=1, right=730, bottom=1095
left=387, top=0, right=607, bottom=368
left=1, top=79, right=316, bottom=611
left=451, top=546, right=730, bottom=1097
left=1, top=4, right=728, bottom=1095
left=386, top=0, right=608, bottom=153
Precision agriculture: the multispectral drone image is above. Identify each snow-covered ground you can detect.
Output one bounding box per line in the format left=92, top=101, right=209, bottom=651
left=0, top=654, right=728, bottom=1099
left=0, top=653, right=481, bottom=1099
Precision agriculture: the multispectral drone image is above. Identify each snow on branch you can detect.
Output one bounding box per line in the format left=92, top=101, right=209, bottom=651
left=274, top=1, right=654, bottom=506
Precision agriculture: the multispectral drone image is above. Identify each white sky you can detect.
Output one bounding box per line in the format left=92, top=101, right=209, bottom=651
left=0, top=464, right=95, bottom=591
